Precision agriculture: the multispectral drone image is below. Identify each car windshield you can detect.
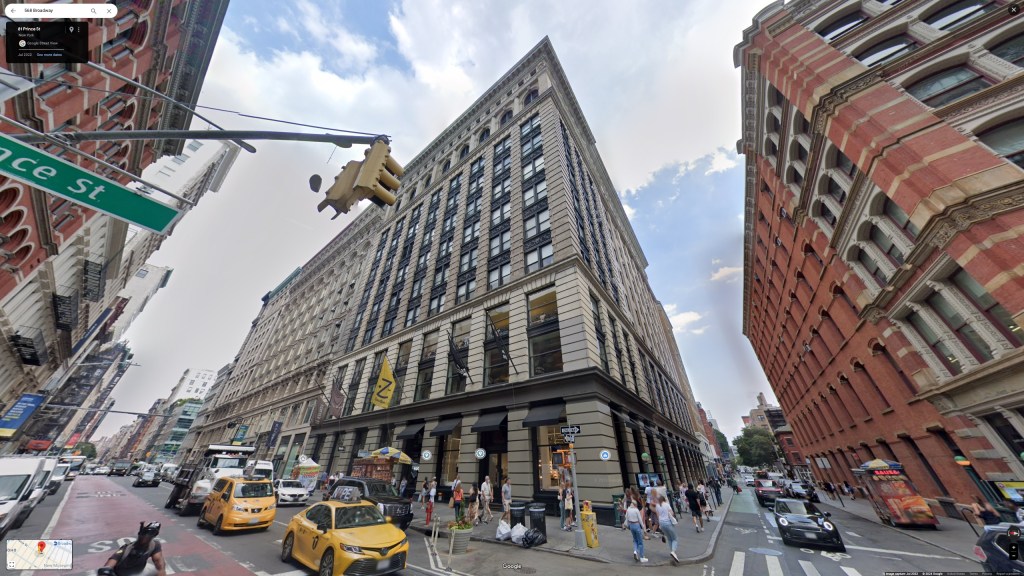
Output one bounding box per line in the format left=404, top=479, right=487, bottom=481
left=0, top=475, right=30, bottom=501
left=756, top=480, right=778, bottom=488
left=280, top=481, right=304, bottom=489
left=335, top=505, right=386, bottom=528
left=777, top=501, right=820, bottom=515
left=365, top=482, right=398, bottom=497
left=211, top=457, right=246, bottom=469
left=54, top=465, right=70, bottom=476
left=234, top=482, right=273, bottom=498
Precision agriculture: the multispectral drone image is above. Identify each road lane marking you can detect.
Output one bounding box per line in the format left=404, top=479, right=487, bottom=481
left=843, top=544, right=961, bottom=559
left=845, top=531, right=861, bottom=537
left=841, top=568, right=863, bottom=576
left=728, top=551, right=745, bottom=576
left=799, top=560, right=822, bottom=576
left=251, top=571, right=306, bottom=576
left=766, top=555, right=784, bottom=576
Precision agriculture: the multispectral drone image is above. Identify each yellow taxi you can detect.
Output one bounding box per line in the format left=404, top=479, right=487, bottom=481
left=282, top=487, right=408, bottom=576
left=197, top=476, right=276, bottom=534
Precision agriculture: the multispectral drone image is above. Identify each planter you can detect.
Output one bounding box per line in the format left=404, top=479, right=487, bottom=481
left=450, top=527, right=473, bottom=554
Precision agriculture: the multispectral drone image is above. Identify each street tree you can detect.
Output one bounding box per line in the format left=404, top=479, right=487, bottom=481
left=74, top=442, right=97, bottom=459
left=714, top=430, right=730, bottom=456
left=732, top=427, right=778, bottom=468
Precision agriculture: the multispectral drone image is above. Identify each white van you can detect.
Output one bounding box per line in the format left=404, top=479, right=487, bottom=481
left=159, top=463, right=178, bottom=483
left=0, top=457, right=46, bottom=539
left=243, top=460, right=275, bottom=482
left=27, top=458, right=56, bottom=507
left=49, top=463, right=70, bottom=492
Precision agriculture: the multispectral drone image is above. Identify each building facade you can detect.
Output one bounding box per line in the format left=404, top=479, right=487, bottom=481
left=178, top=362, right=231, bottom=464
left=736, top=0, right=1024, bottom=514
left=165, top=367, right=216, bottom=404
left=0, top=0, right=231, bottom=448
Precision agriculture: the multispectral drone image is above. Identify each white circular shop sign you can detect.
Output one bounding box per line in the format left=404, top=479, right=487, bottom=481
left=600, top=450, right=611, bottom=462
left=475, top=448, right=487, bottom=460
left=421, top=450, right=432, bottom=461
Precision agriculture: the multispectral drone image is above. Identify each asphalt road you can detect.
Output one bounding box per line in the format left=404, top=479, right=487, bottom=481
left=5, top=474, right=448, bottom=576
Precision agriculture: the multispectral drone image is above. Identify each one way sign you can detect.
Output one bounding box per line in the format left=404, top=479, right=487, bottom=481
left=560, top=425, right=581, bottom=435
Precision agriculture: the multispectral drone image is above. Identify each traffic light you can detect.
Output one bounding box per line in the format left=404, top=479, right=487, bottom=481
left=354, top=140, right=404, bottom=207
left=317, top=160, right=363, bottom=219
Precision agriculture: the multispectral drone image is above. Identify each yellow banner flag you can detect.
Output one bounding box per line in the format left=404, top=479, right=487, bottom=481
left=371, top=356, right=396, bottom=409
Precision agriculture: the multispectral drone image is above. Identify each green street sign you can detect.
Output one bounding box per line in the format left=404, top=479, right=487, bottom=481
left=0, top=132, right=181, bottom=234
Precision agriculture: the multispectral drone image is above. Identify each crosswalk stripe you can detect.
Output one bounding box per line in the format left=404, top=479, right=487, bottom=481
left=729, top=551, right=745, bottom=576
left=799, top=560, right=822, bottom=576
left=841, top=568, right=863, bottom=576
left=765, top=555, right=784, bottom=576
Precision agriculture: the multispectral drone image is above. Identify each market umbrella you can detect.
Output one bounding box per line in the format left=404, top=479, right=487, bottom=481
left=859, top=459, right=901, bottom=470
left=370, top=447, right=413, bottom=465
left=294, top=455, right=320, bottom=468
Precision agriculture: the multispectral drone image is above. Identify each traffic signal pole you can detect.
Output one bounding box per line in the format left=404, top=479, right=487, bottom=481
left=10, top=130, right=384, bottom=149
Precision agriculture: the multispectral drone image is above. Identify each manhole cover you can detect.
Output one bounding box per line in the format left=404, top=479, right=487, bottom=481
left=749, top=547, right=783, bottom=556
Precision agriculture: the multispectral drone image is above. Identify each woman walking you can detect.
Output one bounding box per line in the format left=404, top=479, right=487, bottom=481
left=558, top=482, right=566, bottom=530
left=420, top=479, right=429, bottom=510
left=624, top=499, right=649, bottom=563
left=564, top=481, right=576, bottom=530
left=466, top=483, right=479, bottom=525
left=453, top=482, right=464, bottom=520
left=657, top=495, right=680, bottom=564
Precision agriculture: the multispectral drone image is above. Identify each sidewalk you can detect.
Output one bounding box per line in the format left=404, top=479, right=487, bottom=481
left=813, top=491, right=982, bottom=562
left=407, top=489, right=734, bottom=567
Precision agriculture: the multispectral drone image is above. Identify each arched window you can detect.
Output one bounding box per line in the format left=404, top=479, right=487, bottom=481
left=857, top=35, right=917, bottom=67
left=870, top=224, right=905, bottom=265
left=819, top=201, right=838, bottom=227
left=818, top=11, right=868, bottom=42
left=856, top=246, right=887, bottom=285
left=924, top=0, right=997, bottom=31
left=906, top=66, right=991, bottom=107
left=826, top=176, right=847, bottom=206
left=834, top=150, right=857, bottom=179
left=500, top=110, right=513, bottom=125
left=479, top=128, right=491, bottom=143
left=882, top=197, right=920, bottom=239
left=442, top=159, right=451, bottom=173
left=979, top=118, right=1024, bottom=168
left=524, top=89, right=539, bottom=105
left=991, top=33, right=1024, bottom=66
left=459, top=145, right=469, bottom=160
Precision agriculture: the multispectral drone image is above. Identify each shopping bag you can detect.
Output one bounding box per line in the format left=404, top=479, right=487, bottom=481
left=449, top=497, right=455, bottom=508
left=496, top=519, right=512, bottom=541
left=510, top=522, right=527, bottom=545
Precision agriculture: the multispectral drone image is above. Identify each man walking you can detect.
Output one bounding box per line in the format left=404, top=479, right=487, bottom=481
left=713, top=479, right=723, bottom=506
left=501, top=477, right=512, bottom=524
left=479, top=476, right=494, bottom=523
left=685, top=483, right=704, bottom=532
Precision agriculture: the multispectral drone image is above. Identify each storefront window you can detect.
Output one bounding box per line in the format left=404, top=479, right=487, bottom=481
left=986, top=412, right=1024, bottom=460
left=536, top=423, right=570, bottom=492
left=440, top=425, right=462, bottom=485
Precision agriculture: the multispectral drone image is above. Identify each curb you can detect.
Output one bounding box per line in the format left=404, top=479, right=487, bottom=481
left=409, top=492, right=734, bottom=568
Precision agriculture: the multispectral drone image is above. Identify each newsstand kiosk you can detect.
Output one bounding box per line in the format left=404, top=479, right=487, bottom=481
left=853, top=459, right=939, bottom=528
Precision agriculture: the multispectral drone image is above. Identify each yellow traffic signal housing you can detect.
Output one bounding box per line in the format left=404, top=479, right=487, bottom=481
left=317, top=160, right=362, bottom=219
left=354, top=140, right=404, bottom=207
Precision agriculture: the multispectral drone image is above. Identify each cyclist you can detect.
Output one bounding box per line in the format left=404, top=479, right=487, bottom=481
left=98, top=522, right=166, bottom=576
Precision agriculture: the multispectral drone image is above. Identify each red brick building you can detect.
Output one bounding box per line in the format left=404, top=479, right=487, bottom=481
left=736, top=0, right=1024, bottom=515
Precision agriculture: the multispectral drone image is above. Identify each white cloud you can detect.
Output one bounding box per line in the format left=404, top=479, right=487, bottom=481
left=622, top=203, right=636, bottom=221
left=295, top=0, right=377, bottom=70
left=664, top=304, right=705, bottom=335
left=710, top=266, right=742, bottom=282
left=711, top=258, right=721, bottom=265
left=706, top=149, right=739, bottom=175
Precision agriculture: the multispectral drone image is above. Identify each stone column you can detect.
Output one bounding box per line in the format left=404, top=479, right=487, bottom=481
left=928, top=280, right=1016, bottom=359
left=507, top=407, right=532, bottom=503
left=566, top=399, right=617, bottom=506
left=418, top=419, right=443, bottom=487
left=458, top=413, right=482, bottom=487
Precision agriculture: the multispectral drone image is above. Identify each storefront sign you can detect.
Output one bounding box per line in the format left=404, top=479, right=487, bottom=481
left=0, top=393, right=45, bottom=438
left=71, top=307, right=112, bottom=355
left=600, top=450, right=611, bottom=461
left=26, top=439, right=53, bottom=451
left=421, top=450, right=432, bottom=461
left=266, top=420, right=283, bottom=449
left=474, top=448, right=486, bottom=460
left=231, top=424, right=249, bottom=445
left=994, top=481, right=1024, bottom=503
left=871, top=469, right=901, bottom=476
left=52, top=291, right=79, bottom=331
left=64, top=432, right=81, bottom=448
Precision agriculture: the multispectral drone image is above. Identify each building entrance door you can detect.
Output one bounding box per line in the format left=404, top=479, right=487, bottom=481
left=478, top=428, right=508, bottom=487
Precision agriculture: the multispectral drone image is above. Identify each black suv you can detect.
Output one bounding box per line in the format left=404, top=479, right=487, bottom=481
left=327, top=477, right=413, bottom=530
left=974, top=522, right=1024, bottom=574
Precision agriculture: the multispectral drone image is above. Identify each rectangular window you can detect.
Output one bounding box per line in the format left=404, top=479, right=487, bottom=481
left=951, top=268, right=1024, bottom=346
left=491, top=202, right=511, bottom=226
left=470, top=157, right=485, bottom=174
left=906, top=311, right=962, bottom=375
left=414, top=368, right=432, bottom=401
left=381, top=317, right=396, bottom=337
left=428, top=294, right=446, bottom=316
left=439, top=238, right=453, bottom=258
left=443, top=212, right=457, bottom=233
left=422, top=227, right=434, bottom=248
left=524, top=180, right=548, bottom=207
left=465, top=195, right=482, bottom=219
left=529, top=286, right=559, bottom=325
left=394, top=264, right=408, bottom=284
left=489, top=231, right=511, bottom=257
left=484, top=347, right=509, bottom=387
left=494, top=137, right=510, bottom=156
left=421, top=331, right=439, bottom=361
left=525, top=242, right=554, bottom=273
left=536, top=423, right=570, bottom=492
left=487, top=303, right=510, bottom=339
left=462, top=221, right=481, bottom=243
left=417, top=251, right=430, bottom=270
left=523, top=156, right=545, bottom=180
left=452, top=318, right=471, bottom=349
left=520, top=114, right=540, bottom=136
left=488, top=263, right=511, bottom=289
left=530, top=331, right=563, bottom=376
left=404, top=306, right=418, bottom=327
left=456, top=279, right=476, bottom=304
left=411, top=278, right=424, bottom=298
left=446, top=360, right=468, bottom=394
left=521, top=132, right=542, bottom=156
left=434, top=264, right=449, bottom=287
left=395, top=341, right=412, bottom=370
left=524, top=209, right=550, bottom=239
left=459, top=248, right=478, bottom=273
left=493, top=177, right=511, bottom=202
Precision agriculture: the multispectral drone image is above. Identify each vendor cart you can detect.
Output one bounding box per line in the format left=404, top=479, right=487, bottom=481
left=350, top=457, right=395, bottom=481
left=290, top=455, right=322, bottom=492
left=853, top=459, right=938, bottom=528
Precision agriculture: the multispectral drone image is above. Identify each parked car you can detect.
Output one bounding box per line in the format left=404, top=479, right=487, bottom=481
left=773, top=498, right=845, bottom=552
left=133, top=469, right=160, bottom=488
left=974, top=522, right=1024, bottom=574
left=0, top=457, right=46, bottom=539
left=742, top=475, right=756, bottom=487
left=326, top=477, right=413, bottom=531
left=787, top=482, right=820, bottom=503
left=273, top=479, right=310, bottom=506
left=755, top=479, right=784, bottom=507
left=95, top=466, right=111, bottom=475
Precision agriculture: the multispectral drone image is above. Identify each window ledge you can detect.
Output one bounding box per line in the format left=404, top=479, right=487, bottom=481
left=862, top=417, right=873, bottom=423
left=881, top=407, right=895, bottom=415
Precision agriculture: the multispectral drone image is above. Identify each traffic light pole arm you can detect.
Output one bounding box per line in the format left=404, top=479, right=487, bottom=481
left=10, top=130, right=387, bottom=148
left=43, top=404, right=171, bottom=418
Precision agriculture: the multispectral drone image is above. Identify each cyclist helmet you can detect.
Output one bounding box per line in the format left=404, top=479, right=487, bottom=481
left=138, top=522, right=161, bottom=538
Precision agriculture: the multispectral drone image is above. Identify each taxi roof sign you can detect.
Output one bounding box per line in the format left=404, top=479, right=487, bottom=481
left=333, top=486, right=362, bottom=503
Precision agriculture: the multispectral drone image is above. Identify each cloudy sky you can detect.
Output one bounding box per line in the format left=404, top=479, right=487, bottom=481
left=94, top=0, right=777, bottom=444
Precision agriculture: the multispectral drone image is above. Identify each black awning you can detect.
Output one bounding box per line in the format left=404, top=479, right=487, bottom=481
left=430, top=418, right=463, bottom=437
left=395, top=422, right=425, bottom=440
left=521, top=403, right=566, bottom=428
left=471, top=412, right=508, bottom=433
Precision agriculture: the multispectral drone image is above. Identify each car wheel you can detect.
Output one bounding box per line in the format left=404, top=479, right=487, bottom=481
left=281, top=532, right=295, bottom=562
left=757, top=498, right=764, bottom=507
left=213, top=516, right=225, bottom=536
left=781, top=533, right=792, bottom=547
left=11, top=513, right=27, bottom=529
left=197, top=509, right=208, bottom=529
left=318, top=549, right=334, bottom=576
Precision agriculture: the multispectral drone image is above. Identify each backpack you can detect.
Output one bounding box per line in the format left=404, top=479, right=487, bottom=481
left=114, top=540, right=158, bottom=573
left=521, top=527, right=547, bottom=548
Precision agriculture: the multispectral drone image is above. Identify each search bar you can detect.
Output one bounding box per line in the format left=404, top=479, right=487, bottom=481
left=5, top=3, right=117, bottom=19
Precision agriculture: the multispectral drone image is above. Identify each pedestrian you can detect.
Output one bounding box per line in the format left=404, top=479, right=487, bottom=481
left=429, top=479, right=437, bottom=502
left=624, top=498, right=649, bottom=563
left=972, top=498, right=1001, bottom=525
left=1005, top=500, right=1024, bottom=523
left=564, top=482, right=575, bottom=531
left=713, top=479, right=723, bottom=505
left=558, top=481, right=566, bottom=529
left=501, top=477, right=512, bottom=524
left=479, top=476, right=493, bottom=523
left=399, top=477, right=408, bottom=498
left=657, top=494, right=680, bottom=565
left=685, top=483, right=704, bottom=532
left=453, top=481, right=464, bottom=520
left=621, top=488, right=633, bottom=530
left=452, top=473, right=461, bottom=493
left=318, top=470, right=327, bottom=490
left=825, top=482, right=836, bottom=500
left=843, top=480, right=855, bottom=500
left=420, top=479, right=429, bottom=509
left=647, top=489, right=660, bottom=536
left=467, top=483, right=479, bottom=525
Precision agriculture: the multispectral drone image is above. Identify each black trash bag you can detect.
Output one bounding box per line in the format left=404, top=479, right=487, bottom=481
left=521, top=527, right=547, bottom=548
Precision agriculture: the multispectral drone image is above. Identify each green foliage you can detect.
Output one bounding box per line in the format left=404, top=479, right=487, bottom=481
left=732, top=427, right=779, bottom=468
left=74, top=442, right=97, bottom=459
left=714, top=430, right=729, bottom=455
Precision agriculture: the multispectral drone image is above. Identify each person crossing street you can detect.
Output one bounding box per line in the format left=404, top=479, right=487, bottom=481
left=624, top=499, right=649, bottom=563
